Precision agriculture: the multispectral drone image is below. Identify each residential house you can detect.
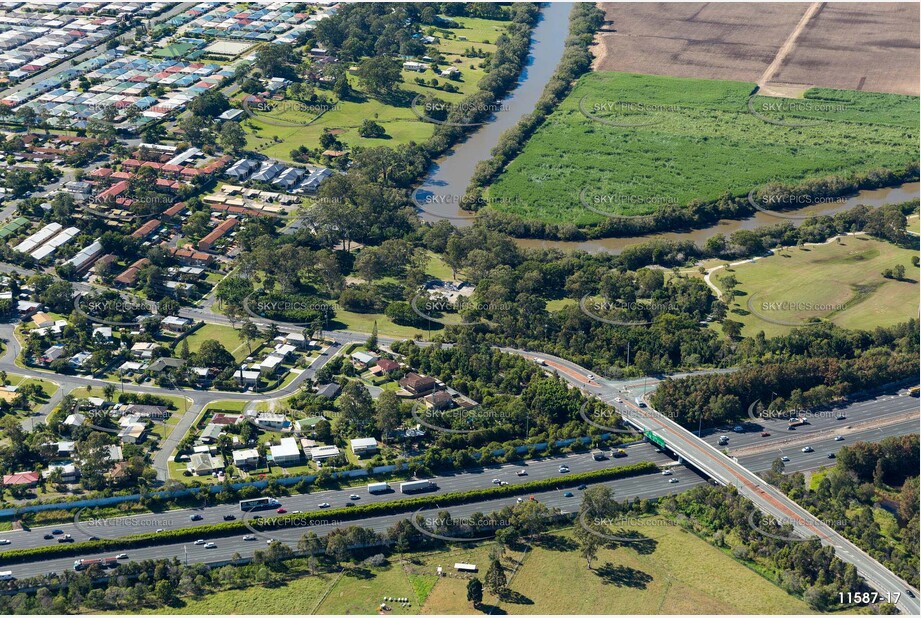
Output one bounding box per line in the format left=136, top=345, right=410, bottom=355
left=399, top=372, right=437, bottom=396
left=350, top=437, right=378, bottom=457
left=270, top=437, right=301, bottom=466
left=187, top=453, right=224, bottom=476
left=232, top=448, right=259, bottom=468
left=161, top=315, right=192, bottom=333
left=307, top=444, right=340, bottom=461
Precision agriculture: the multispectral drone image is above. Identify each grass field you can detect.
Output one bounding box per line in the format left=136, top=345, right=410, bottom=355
left=244, top=15, right=504, bottom=160
left=712, top=236, right=919, bottom=337
left=487, top=72, right=919, bottom=225
left=138, top=521, right=816, bottom=615
left=181, top=324, right=254, bottom=362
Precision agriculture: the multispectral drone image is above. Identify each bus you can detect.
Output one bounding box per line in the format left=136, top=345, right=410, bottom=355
left=239, top=497, right=281, bottom=512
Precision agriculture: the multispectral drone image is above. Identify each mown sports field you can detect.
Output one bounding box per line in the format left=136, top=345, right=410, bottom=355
left=485, top=72, right=919, bottom=225
left=711, top=236, right=919, bottom=338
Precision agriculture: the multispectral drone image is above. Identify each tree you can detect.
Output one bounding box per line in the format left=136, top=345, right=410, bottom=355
left=358, top=119, right=386, bottom=138
left=373, top=390, right=402, bottom=441
left=254, top=43, right=295, bottom=79
left=366, top=321, right=378, bottom=351
left=484, top=557, right=507, bottom=596
left=356, top=57, right=402, bottom=95
left=239, top=320, right=260, bottom=354
left=179, top=338, right=190, bottom=360
left=573, top=521, right=602, bottom=570
left=219, top=121, right=247, bottom=153
left=102, top=383, right=117, bottom=402
left=466, top=578, right=483, bottom=608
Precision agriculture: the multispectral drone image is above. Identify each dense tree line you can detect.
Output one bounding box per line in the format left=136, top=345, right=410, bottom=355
left=760, top=435, right=919, bottom=588
left=666, top=485, right=868, bottom=611
left=650, top=322, right=919, bottom=427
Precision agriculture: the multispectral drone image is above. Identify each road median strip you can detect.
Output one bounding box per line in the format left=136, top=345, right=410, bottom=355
left=0, top=461, right=657, bottom=566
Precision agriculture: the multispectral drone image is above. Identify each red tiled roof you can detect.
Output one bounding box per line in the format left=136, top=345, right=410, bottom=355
left=3, top=471, right=39, bottom=486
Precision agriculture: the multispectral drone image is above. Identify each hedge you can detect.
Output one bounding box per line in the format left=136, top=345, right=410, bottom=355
left=0, top=461, right=657, bottom=566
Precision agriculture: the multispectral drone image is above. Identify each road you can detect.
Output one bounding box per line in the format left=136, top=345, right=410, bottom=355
left=0, top=443, right=671, bottom=550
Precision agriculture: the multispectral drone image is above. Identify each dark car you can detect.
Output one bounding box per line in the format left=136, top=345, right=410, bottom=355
left=577, top=484, right=587, bottom=490
left=906, top=589, right=915, bottom=598
left=57, top=537, right=74, bottom=543
left=43, top=534, right=54, bottom=540
left=51, top=529, right=63, bottom=535
left=760, top=432, right=770, bottom=437
left=836, top=415, right=846, bottom=420
left=827, top=453, right=836, bottom=459
left=563, top=491, right=574, bottom=498
left=345, top=501, right=355, bottom=507
left=88, top=536, right=99, bottom=541
left=223, top=514, right=236, bottom=521
left=190, top=514, right=203, bottom=521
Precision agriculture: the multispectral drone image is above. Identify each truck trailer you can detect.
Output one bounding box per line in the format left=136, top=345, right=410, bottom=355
left=367, top=482, right=390, bottom=494
left=400, top=480, right=437, bottom=494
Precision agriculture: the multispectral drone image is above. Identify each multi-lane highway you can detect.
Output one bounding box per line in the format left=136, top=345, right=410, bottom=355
left=0, top=443, right=672, bottom=550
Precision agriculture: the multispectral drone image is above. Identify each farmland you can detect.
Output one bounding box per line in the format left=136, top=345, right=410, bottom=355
left=485, top=72, right=919, bottom=225
left=711, top=236, right=919, bottom=337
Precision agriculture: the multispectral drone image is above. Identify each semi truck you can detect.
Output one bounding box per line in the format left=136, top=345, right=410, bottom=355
left=400, top=480, right=437, bottom=494
left=73, top=558, right=118, bottom=571
left=367, top=482, right=390, bottom=494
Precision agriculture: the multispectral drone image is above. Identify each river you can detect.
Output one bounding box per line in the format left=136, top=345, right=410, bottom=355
left=415, top=2, right=575, bottom=225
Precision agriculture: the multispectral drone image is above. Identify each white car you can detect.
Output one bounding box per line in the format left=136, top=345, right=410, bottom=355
left=500, top=481, right=509, bottom=486
left=614, top=397, right=622, bottom=403
left=668, top=478, right=679, bottom=484
left=349, top=495, right=360, bottom=500
left=586, top=374, right=595, bottom=381
left=492, top=478, right=501, bottom=485
left=661, top=469, right=672, bottom=476
left=243, top=535, right=256, bottom=541
left=318, top=502, right=330, bottom=508
left=534, top=357, right=546, bottom=366
left=116, top=553, right=128, bottom=560
left=0, top=539, right=10, bottom=545
left=517, top=470, right=527, bottom=476
left=193, top=539, right=206, bottom=545
left=203, top=542, right=216, bottom=549
left=155, top=529, right=164, bottom=533
left=558, top=466, right=569, bottom=473
left=801, top=446, right=813, bottom=453
left=516, top=497, right=523, bottom=503
left=781, top=456, right=790, bottom=462
left=834, top=436, right=844, bottom=441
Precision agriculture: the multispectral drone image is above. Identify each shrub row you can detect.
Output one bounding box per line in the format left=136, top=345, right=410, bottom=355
left=0, top=461, right=657, bottom=566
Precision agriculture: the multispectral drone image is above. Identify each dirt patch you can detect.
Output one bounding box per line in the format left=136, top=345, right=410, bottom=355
left=592, top=2, right=919, bottom=96
left=327, top=128, right=346, bottom=135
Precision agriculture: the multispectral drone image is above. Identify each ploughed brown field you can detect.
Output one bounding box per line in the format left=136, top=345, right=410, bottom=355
left=592, top=2, right=920, bottom=96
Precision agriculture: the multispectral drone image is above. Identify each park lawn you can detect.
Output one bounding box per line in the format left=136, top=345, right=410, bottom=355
left=10, top=374, right=59, bottom=399
left=424, top=252, right=455, bottom=281
left=712, top=236, right=919, bottom=337
left=545, top=298, right=575, bottom=312
left=182, top=323, right=254, bottom=362
left=487, top=72, right=919, bottom=225
left=330, top=306, right=431, bottom=339
left=908, top=214, right=920, bottom=234
left=427, top=526, right=817, bottom=615
left=139, top=569, right=336, bottom=614
left=202, top=400, right=248, bottom=413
